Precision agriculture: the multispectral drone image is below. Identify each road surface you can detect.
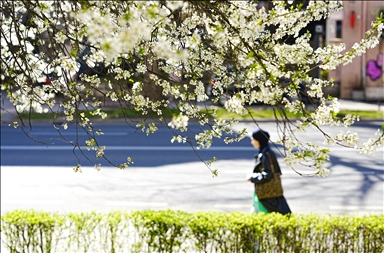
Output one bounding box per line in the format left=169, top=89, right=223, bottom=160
left=1, top=121, right=383, bottom=215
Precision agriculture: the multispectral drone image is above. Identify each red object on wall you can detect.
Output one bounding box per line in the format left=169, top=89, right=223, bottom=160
left=350, top=11, right=355, bottom=28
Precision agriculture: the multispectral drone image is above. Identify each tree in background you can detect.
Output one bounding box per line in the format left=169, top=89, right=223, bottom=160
left=1, top=0, right=383, bottom=175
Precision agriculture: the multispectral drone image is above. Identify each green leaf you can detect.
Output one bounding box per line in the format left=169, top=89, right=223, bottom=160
left=245, top=50, right=254, bottom=59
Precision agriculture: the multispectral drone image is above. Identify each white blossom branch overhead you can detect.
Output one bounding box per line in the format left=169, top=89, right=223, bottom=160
left=1, top=0, right=383, bottom=176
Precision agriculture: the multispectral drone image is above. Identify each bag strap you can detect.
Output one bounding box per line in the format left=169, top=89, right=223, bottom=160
left=265, top=152, right=275, bottom=173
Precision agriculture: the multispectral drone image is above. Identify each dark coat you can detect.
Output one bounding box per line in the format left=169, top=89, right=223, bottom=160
left=250, top=146, right=291, bottom=215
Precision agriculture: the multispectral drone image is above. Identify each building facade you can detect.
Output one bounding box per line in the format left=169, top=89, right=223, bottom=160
left=327, top=1, right=384, bottom=100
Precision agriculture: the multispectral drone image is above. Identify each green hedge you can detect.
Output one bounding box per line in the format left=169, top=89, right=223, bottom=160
left=1, top=210, right=383, bottom=253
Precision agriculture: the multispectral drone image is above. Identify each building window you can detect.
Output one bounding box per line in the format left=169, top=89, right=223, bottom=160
left=336, top=20, right=342, bottom=38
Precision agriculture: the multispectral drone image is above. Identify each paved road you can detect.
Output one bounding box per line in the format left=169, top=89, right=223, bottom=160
left=1, top=123, right=256, bottom=167
left=1, top=121, right=383, bottom=215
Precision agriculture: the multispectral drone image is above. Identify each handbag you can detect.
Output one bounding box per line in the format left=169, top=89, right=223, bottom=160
left=255, top=152, right=283, bottom=200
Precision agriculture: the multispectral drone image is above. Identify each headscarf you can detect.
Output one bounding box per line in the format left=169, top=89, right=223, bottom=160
left=252, top=129, right=270, bottom=150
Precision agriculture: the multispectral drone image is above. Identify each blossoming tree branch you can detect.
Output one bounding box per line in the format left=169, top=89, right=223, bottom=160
left=1, top=0, right=383, bottom=176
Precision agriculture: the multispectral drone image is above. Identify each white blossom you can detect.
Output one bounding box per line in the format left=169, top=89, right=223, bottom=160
left=316, top=167, right=331, bottom=177
left=224, top=96, right=247, bottom=115
left=171, top=135, right=187, bottom=143
left=168, top=114, right=189, bottom=131
left=1, top=0, right=383, bottom=174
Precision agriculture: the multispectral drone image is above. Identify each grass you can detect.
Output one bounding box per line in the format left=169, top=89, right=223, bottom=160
left=334, top=110, right=384, bottom=119
left=212, top=108, right=383, bottom=120
left=17, top=107, right=180, bottom=120
left=212, top=107, right=306, bottom=120
left=97, top=107, right=180, bottom=119
left=16, top=106, right=384, bottom=121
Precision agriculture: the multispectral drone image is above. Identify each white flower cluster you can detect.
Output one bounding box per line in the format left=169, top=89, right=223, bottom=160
left=360, top=129, right=384, bottom=155
left=326, top=131, right=355, bottom=146
left=168, top=114, right=189, bottom=132
left=171, top=135, right=187, bottom=144
left=316, top=167, right=331, bottom=177
left=195, top=130, right=214, bottom=149
left=283, top=138, right=332, bottom=177
left=310, top=98, right=341, bottom=126
left=224, top=97, right=247, bottom=115
left=1, top=1, right=383, bottom=174
left=146, top=123, right=158, bottom=136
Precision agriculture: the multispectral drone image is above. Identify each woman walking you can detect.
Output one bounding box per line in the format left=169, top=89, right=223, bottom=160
left=247, top=129, right=291, bottom=215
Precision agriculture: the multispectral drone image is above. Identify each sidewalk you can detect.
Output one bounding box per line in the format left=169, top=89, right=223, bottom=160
left=336, top=99, right=384, bottom=112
